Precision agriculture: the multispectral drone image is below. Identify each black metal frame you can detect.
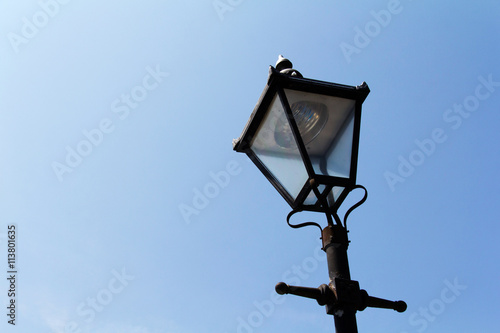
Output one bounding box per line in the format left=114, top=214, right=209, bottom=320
left=233, top=66, right=370, bottom=213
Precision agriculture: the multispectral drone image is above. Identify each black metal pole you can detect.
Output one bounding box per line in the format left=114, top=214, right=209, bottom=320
left=275, top=222, right=407, bottom=332
left=322, top=224, right=358, bottom=333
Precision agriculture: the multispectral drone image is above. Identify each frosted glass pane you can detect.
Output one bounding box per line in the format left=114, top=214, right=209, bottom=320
left=250, top=94, right=308, bottom=199
left=284, top=89, right=355, bottom=178
left=327, top=186, right=345, bottom=207
left=303, top=184, right=326, bottom=205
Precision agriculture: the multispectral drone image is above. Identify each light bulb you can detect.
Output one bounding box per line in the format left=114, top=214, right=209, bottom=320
left=274, top=101, right=328, bottom=149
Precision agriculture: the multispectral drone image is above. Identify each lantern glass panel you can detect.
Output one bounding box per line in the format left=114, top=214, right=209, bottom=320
left=284, top=89, right=356, bottom=179
left=303, top=184, right=327, bottom=205
left=327, top=186, right=345, bottom=206
left=249, top=93, right=309, bottom=200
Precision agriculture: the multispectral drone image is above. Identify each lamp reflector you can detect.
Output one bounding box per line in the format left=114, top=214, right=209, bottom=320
left=274, top=101, right=329, bottom=149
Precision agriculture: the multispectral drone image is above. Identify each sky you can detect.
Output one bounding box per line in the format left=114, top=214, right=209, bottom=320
left=0, top=0, right=499, bottom=332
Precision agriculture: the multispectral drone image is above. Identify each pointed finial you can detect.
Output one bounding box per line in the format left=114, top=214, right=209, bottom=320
left=276, top=55, right=293, bottom=72
left=275, top=55, right=303, bottom=78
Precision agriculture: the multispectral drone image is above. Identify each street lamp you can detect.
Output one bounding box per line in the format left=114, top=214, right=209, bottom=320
left=233, top=56, right=406, bottom=333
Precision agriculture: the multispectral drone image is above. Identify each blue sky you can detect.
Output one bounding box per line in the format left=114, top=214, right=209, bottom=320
left=1, top=0, right=499, bottom=332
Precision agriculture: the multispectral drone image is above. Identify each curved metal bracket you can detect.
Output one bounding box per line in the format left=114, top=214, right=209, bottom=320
left=286, top=209, right=323, bottom=235
left=342, top=185, right=367, bottom=229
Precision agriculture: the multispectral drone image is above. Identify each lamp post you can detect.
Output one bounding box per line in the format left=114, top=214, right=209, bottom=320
left=233, top=56, right=406, bottom=333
